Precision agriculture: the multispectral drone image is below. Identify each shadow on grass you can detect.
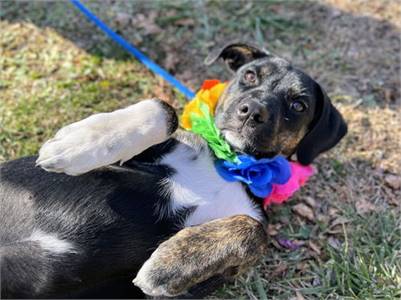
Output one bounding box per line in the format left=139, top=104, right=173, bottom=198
left=1, top=0, right=399, bottom=105
left=0, top=1, right=134, bottom=60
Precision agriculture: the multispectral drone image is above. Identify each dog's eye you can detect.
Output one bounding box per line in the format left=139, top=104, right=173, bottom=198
left=244, top=70, right=257, bottom=83
left=290, top=100, right=307, bottom=112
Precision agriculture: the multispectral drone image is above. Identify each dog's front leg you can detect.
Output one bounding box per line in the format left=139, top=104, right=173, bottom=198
left=36, top=99, right=177, bottom=175
left=133, top=215, right=268, bottom=297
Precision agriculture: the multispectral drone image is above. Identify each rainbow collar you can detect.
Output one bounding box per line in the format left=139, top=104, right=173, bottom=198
left=181, top=80, right=314, bottom=207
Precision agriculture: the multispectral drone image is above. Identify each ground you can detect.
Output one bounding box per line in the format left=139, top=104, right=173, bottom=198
left=0, top=0, right=400, bottom=299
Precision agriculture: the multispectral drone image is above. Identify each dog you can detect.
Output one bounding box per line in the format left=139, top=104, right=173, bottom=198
left=0, top=43, right=347, bottom=299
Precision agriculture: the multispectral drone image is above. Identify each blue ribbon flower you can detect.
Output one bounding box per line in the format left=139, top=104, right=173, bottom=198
left=215, top=155, right=291, bottom=198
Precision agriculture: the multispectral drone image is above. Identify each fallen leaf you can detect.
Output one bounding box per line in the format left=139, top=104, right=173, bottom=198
left=327, top=228, right=344, bottom=235
left=276, top=238, right=305, bottom=250
left=384, top=174, right=401, bottom=190
left=178, top=70, right=193, bottom=82
left=293, top=203, right=315, bottom=221
left=303, top=196, right=317, bottom=208
left=271, top=238, right=283, bottom=250
left=328, top=207, right=339, bottom=217
left=279, top=215, right=291, bottom=225
left=316, top=213, right=330, bottom=224
left=266, top=224, right=279, bottom=236
left=271, top=263, right=288, bottom=277
left=308, top=240, right=321, bottom=255
left=355, top=199, right=376, bottom=215
left=115, top=12, right=132, bottom=27
left=133, top=12, right=162, bottom=35
left=296, top=291, right=306, bottom=300
left=330, top=216, right=350, bottom=228
left=174, top=18, right=195, bottom=26
left=164, top=52, right=179, bottom=71
left=387, top=195, right=400, bottom=206
left=296, top=261, right=309, bottom=272
left=384, top=88, right=396, bottom=103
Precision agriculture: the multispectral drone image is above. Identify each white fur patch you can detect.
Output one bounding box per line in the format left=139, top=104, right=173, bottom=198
left=160, top=143, right=262, bottom=226
left=26, top=230, right=75, bottom=254
left=133, top=255, right=174, bottom=297
left=36, top=99, right=170, bottom=175
left=223, top=130, right=245, bottom=150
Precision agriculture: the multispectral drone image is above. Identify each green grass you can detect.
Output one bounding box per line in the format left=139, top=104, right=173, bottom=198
left=310, top=211, right=400, bottom=299
left=0, top=53, right=155, bottom=159
left=0, top=17, right=185, bottom=160
left=213, top=208, right=401, bottom=300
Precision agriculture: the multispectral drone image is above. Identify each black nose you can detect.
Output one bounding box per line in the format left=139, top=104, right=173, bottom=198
left=236, top=100, right=268, bottom=124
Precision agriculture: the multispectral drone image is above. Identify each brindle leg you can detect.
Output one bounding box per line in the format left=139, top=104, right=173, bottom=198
left=133, top=215, right=268, bottom=297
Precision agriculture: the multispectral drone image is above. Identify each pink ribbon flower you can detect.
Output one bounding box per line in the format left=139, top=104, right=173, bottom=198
left=263, top=162, right=315, bottom=208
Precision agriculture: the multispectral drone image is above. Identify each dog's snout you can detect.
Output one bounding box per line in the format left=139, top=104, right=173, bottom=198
left=237, top=101, right=268, bottom=124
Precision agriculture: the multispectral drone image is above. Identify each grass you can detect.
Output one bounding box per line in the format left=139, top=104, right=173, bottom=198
left=212, top=208, right=401, bottom=300
left=0, top=15, right=185, bottom=160
left=1, top=0, right=400, bottom=299
left=312, top=211, right=400, bottom=299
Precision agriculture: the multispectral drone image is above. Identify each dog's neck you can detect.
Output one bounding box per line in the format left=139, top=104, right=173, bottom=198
left=179, top=80, right=313, bottom=206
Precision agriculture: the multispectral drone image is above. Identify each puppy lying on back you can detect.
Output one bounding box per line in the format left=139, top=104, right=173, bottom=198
left=0, top=43, right=347, bottom=299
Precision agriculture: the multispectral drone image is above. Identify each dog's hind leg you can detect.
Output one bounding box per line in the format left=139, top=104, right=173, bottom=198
left=36, top=99, right=178, bottom=175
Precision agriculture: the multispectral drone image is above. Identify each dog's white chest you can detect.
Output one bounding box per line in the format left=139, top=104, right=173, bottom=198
left=160, top=143, right=262, bottom=227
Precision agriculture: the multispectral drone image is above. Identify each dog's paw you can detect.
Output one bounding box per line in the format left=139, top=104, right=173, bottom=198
left=36, top=124, right=121, bottom=176
left=133, top=215, right=268, bottom=297
left=133, top=259, right=176, bottom=297
left=36, top=99, right=177, bottom=175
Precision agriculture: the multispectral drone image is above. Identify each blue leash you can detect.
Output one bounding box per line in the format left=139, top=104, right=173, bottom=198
left=70, top=0, right=195, bottom=100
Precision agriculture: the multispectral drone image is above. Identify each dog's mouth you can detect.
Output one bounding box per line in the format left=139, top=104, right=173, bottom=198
left=220, top=128, right=278, bottom=159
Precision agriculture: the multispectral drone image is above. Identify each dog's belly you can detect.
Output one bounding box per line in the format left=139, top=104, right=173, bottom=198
left=160, top=142, right=263, bottom=226
left=0, top=156, right=183, bottom=298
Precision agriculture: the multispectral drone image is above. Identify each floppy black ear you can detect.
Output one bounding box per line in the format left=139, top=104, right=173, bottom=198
left=296, top=83, right=347, bottom=165
left=204, top=42, right=269, bottom=72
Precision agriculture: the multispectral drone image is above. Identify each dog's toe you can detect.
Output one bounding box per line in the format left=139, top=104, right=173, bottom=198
left=132, top=215, right=268, bottom=297
left=133, top=262, right=176, bottom=297
left=37, top=138, right=93, bottom=175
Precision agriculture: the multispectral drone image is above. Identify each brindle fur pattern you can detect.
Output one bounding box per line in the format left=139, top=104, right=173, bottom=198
left=134, top=215, right=268, bottom=297
left=1, top=43, right=347, bottom=299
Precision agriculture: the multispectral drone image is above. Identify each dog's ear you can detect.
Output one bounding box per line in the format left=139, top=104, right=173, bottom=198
left=204, top=42, right=269, bottom=72
left=296, top=83, right=347, bottom=165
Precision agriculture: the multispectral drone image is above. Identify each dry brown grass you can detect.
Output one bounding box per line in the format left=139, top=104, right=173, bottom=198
left=324, top=0, right=401, bottom=28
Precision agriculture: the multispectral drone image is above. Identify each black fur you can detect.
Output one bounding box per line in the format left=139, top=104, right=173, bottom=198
left=0, top=155, right=190, bottom=298
left=208, top=43, right=347, bottom=161
left=295, top=82, right=348, bottom=165
left=205, top=42, right=269, bottom=72
left=0, top=42, right=347, bottom=299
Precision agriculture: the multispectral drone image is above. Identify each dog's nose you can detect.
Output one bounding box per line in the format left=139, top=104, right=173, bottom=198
left=237, top=100, right=268, bottom=124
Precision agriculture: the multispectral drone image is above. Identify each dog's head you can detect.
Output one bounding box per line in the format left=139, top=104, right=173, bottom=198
left=205, top=42, right=347, bottom=165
